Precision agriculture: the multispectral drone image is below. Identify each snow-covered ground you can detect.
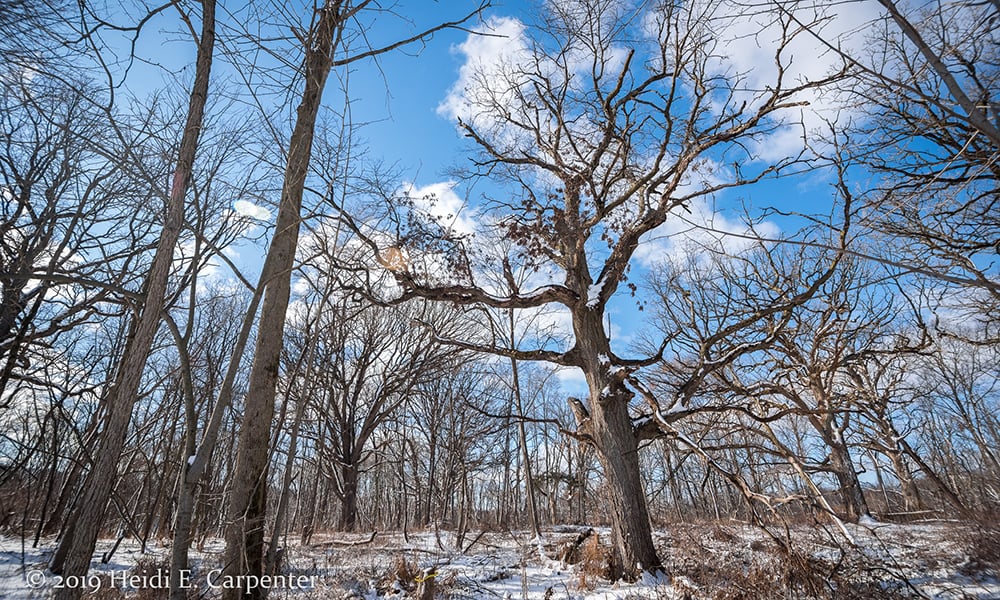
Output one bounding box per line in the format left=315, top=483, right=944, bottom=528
left=1, top=521, right=998, bottom=599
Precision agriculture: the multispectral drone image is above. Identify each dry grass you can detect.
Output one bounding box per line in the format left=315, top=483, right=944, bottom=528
left=77, top=557, right=169, bottom=600
left=660, top=524, right=923, bottom=600
left=129, top=556, right=169, bottom=600
left=960, top=525, right=1000, bottom=576
left=575, top=534, right=610, bottom=591
left=376, top=555, right=419, bottom=595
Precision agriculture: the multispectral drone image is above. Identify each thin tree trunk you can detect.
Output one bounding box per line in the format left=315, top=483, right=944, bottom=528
left=509, top=310, right=540, bottom=539
left=899, top=437, right=972, bottom=518
left=266, top=374, right=309, bottom=575
left=169, top=210, right=272, bottom=598
left=220, top=5, right=340, bottom=598
left=50, top=2, right=215, bottom=592
left=887, top=450, right=923, bottom=513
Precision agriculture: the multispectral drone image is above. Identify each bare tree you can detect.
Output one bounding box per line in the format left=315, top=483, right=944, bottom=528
left=701, top=256, right=911, bottom=523
left=912, top=336, right=1000, bottom=512
left=0, top=0, right=69, bottom=71
left=819, top=0, right=1000, bottom=328
left=846, top=353, right=927, bottom=516
left=0, top=74, right=146, bottom=398
left=299, top=285, right=463, bottom=531
left=49, top=0, right=216, bottom=592
left=217, top=3, right=489, bottom=597
left=334, top=0, right=847, bottom=579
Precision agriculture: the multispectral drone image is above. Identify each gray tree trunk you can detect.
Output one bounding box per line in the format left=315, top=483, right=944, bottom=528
left=827, top=435, right=871, bottom=522
left=892, top=453, right=923, bottom=513
left=574, top=310, right=660, bottom=580
left=49, top=2, right=215, bottom=595
left=219, top=5, right=339, bottom=598
left=509, top=311, right=540, bottom=538
left=266, top=372, right=308, bottom=575
left=338, top=463, right=360, bottom=532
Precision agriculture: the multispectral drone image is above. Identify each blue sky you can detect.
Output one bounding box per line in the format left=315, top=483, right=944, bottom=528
left=104, top=0, right=882, bottom=392
left=109, top=0, right=862, bottom=234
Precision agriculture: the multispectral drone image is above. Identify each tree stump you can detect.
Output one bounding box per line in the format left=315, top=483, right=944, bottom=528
left=416, top=568, right=436, bottom=600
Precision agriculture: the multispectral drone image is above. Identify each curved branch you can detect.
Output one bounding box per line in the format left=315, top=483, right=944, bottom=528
left=412, top=317, right=575, bottom=366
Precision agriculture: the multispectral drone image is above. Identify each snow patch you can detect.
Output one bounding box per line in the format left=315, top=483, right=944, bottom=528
left=638, top=568, right=670, bottom=587
left=858, top=515, right=881, bottom=527
left=586, top=280, right=605, bottom=308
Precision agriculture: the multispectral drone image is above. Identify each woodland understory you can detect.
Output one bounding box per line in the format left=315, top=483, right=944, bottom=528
left=0, top=0, right=998, bottom=598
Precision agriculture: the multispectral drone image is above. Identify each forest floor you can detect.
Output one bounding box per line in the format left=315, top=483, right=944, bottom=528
left=1, top=520, right=998, bottom=599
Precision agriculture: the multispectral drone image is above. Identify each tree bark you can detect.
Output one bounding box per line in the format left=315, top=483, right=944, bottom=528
left=574, top=310, right=660, bottom=580
left=219, top=4, right=339, bottom=598
left=338, top=463, right=359, bottom=532
left=266, top=391, right=307, bottom=575
left=827, top=435, right=871, bottom=522
left=49, top=1, right=215, bottom=593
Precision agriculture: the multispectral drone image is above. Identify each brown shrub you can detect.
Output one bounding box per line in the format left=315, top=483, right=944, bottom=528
left=377, top=555, right=418, bottom=595
left=961, top=526, right=1000, bottom=576
left=129, top=555, right=170, bottom=600
left=575, top=535, right=610, bottom=591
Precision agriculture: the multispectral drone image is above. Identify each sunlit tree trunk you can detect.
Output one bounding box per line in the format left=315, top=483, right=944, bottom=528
left=50, top=2, right=215, bottom=594
left=574, top=310, right=661, bottom=577
left=219, top=5, right=339, bottom=597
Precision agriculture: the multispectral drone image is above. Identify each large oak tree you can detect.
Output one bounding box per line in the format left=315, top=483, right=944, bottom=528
left=337, top=0, right=847, bottom=579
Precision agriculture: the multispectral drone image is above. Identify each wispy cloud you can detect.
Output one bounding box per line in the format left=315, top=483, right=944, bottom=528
left=634, top=198, right=780, bottom=268
left=233, top=200, right=271, bottom=221
left=403, top=180, right=478, bottom=236
left=437, top=16, right=530, bottom=128
left=696, top=1, right=882, bottom=160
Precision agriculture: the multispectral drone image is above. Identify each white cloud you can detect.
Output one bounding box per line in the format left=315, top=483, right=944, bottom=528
left=403, top=181, right=478, bottom=236
left=694, top=1, right=882, bottom=161
left=633, top=198, right=780, bottom=267
left=438, top=12, right=631, bottom=170
left=233, top=200, right=271, bottom=221
left=555, top=365, right=588, bottom=394
left=437, top=16, right=531, bottom=127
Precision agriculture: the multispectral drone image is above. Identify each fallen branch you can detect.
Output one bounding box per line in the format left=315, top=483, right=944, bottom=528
left=462, top=530, right=488, bottom=554
left=309, top=530, right=377, bottom=548
left=557, top=527, right=594, bottom=564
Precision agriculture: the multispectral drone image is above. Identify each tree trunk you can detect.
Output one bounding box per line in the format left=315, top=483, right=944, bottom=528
left=589, top=393, right=660, bottom=579
left=246, top=472, right=269, bottom=600
left=827, top=437, right=871, bottom=522
left=49, top=2, right=215, bottom=593
left=887, top=449, right=923, bottom=514
left=219, top=6, right=339, bottom=598
left=338, top=464, right=359, bottom=532
left=575, top=311, right=661, bottom=580
left=266, top=396, right=306, bottom=575
left=509, top=311, right=541, bottom=538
